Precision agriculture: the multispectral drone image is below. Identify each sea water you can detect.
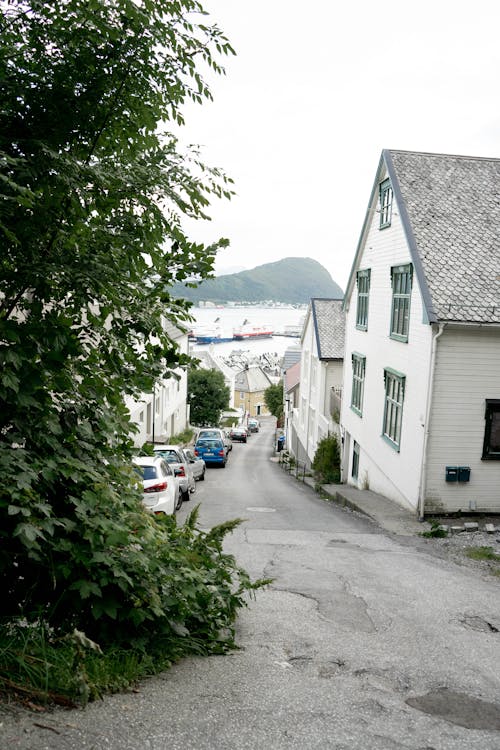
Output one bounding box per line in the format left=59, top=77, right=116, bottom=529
left=189, top=305, right=305, bottom=358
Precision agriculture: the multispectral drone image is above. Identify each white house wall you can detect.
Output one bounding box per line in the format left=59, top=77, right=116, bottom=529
left=424, top=326, right=500, bottom=513
left=127, top=335, right=189, bottom=447
left=296, top=311, right=341, bottom=465
left=341, top=200, right=433, bottom=512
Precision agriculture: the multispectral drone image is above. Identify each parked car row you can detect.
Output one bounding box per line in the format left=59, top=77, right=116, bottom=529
left=133, top=422, right=261, bottom=515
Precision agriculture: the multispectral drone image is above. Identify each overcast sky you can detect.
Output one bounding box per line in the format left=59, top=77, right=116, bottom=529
left=178, top=0, right=500, bottom=291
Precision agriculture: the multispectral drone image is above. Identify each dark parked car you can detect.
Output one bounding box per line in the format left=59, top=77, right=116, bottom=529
left=247, top=419, right=260, bottom=433
left=229, top=426, right=248, bottom=443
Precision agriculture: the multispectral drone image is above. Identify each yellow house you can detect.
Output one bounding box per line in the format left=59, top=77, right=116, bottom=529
left=234, top=366, right=273, bottom=418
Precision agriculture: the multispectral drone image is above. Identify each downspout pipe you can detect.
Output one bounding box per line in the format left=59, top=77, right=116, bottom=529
left=418, top=322, right=446, bottom=520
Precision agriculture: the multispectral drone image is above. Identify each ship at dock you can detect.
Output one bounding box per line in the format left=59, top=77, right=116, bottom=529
left=232, top=321, right=273, bottom=340
left=189, top=319, right=274, bottom=344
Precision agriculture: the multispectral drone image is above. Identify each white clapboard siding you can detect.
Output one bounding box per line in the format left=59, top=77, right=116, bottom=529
left=424, top=326, right=500, bottom=513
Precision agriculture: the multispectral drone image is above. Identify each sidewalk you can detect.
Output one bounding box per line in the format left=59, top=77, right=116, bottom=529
left=299, top=474, right=425, bottom=536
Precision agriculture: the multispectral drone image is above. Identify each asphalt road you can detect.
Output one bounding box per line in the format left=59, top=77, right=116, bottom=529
left=3, top=417, right=500, bottom=749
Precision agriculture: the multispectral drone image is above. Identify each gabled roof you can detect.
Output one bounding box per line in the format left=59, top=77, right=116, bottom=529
left=345, top=149, right=500, bottom=325
left=281, top=345, right=301, bottom=372
left=302, top=298, right=345, bottom=359
left=234, top=366, right=273, bottom=393
left=284, top=361, right=300, bottom=393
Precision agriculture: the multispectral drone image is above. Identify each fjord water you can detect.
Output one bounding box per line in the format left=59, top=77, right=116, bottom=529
left=189, top=305, right=305, bottom=358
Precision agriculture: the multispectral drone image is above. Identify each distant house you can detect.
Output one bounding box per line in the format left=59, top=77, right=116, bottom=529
left=341, top=149, right=500, bottom=516
left=126, top=322, right=189, bottom=446
left=283, top=360, right=300, bottom=454
left=294, top=298, right=345, bottom=467
left=234, top=366, right=273, bottom=418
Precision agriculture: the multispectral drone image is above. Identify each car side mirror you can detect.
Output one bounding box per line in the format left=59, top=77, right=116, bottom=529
left=174, top=468, right=182, bottom=476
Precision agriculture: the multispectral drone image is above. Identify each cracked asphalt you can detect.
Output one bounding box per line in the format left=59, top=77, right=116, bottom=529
left=2, top=417, right=500, bottom=749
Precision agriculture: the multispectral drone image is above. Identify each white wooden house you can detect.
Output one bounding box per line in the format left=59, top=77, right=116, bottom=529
left=294, top=298, right=344, bottom=467
left=126, top=321, right=189, bottom=447
left=341, top=149, right=500, bottom=516
left=283, top=360, right=300, bottom=455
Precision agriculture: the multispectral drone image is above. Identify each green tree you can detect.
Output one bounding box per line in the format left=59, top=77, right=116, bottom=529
left=188, top=368, right=230, bottom=426
left=0, top=0, right=259, bottom=654
left=264, top=381, right=284, bottom=420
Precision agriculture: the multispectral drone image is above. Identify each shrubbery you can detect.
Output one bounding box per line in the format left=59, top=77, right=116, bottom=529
left=312, top=434, right=341, bottom=484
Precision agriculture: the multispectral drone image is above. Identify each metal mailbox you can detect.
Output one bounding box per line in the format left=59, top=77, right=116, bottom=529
left=458, top=466, right=471, bottom=482
left=445, top=466, right=458, bottom=482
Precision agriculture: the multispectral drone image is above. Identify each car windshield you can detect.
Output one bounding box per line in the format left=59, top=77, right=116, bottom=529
left=155, top=449, right=181, bottom=463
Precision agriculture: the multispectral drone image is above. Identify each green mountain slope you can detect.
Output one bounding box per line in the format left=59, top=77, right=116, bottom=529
left=172, top=257, right=343, bottom=305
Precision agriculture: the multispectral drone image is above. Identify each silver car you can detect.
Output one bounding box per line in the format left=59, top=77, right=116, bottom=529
left=184, top=448, right=206, bottom=481
left=152, top=444, right=196, bottom=503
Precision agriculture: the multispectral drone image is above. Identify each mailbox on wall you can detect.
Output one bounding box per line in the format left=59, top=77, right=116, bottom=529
left=445, top=466, right=458, bottom=482
left=458, top=466, right=471, bottom=482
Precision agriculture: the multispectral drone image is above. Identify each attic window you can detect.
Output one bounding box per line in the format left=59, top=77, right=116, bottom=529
left=379, top=179, right=393, bottom=229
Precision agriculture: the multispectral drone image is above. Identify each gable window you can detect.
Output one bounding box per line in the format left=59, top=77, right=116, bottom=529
left=382, top=368, right=405, bottom=450
left=482, top=399, right=500, bottom=460
left=379, top=179, right=393, bottom=228
left=351, top=353, right=366, bottom=416
left=390, top=264, right=413, bottom=341
left=355, top=269, right=370, bottom=330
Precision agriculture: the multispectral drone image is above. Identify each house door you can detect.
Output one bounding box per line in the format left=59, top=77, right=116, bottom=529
left=256, top=404, right=261, bottom=415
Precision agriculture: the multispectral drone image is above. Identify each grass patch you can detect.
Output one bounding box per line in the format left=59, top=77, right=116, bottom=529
left=0, top=621, right=199, bottom=708
left=420, top=521, right=448, bottom=538
left=168, top=427, right=194, bottom=445
left=465, top=546, right=500, bottom=563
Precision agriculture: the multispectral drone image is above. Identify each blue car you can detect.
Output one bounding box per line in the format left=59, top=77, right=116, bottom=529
left=194, top=438, right=227, bottom=467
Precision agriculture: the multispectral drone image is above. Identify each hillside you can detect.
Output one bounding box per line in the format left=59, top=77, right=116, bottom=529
left=172, top=257, right=343, bottom=305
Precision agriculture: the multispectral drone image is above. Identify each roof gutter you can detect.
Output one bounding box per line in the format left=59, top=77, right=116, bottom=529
left=417, top=322, right=446, bottom=520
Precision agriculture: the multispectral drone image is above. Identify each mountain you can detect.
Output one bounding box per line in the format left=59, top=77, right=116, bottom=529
left=172, top=257, right=343, bottom=305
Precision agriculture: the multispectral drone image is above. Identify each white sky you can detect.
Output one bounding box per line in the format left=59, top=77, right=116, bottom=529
left=178, top=0, right=500, bottom=291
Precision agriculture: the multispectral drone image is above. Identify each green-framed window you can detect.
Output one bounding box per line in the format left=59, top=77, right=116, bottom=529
left=382, top=368, right=405, bottom=450
left=482, top=399, right=500, bottom=460
left=390, top=264, right=413, bottom=341
left=355, top=269, right=370, bottom=330
left=379, top=179, right=393, bottom=228
left=351, top=353, right=366, bottom=416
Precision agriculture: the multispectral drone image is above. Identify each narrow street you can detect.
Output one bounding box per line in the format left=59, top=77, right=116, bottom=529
left=3, top=417, right=500, bottom=749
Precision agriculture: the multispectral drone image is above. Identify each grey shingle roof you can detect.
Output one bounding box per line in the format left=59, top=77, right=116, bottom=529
left=234, top=366, right=273, bottom=393
left=385, top=150, right=500, bottom=324
left=281, top=346, right=301, bottom=372
left=311, top=298, right=345, bottom=359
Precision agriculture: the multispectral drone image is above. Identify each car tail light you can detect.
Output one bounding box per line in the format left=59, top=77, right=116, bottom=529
left=145, top=481, right=168, bottom=493
left=218, top=449, right=224, bottom=456
left=194, top=449, right=199, bottom=456
left=176, top=466, right=186, bottom=477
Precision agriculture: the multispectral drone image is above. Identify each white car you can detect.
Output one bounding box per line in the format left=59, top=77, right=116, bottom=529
left=152, top=444, right=196, bottom=503
left=133, top=456, right=181, bottom=515
left=184, top=448, right=206, bottom=481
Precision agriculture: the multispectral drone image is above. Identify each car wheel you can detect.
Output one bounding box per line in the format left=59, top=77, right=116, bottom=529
left=181, top=488, right=190, bottom=504
left=199, top=469, right=205, bottom=481
left=175, top=491, right=183, bottom=512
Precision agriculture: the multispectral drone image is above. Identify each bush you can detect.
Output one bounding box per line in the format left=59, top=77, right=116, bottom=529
left=312, top=434, right=341, bottom=484
left=0, top=505, right=269, bottom=705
